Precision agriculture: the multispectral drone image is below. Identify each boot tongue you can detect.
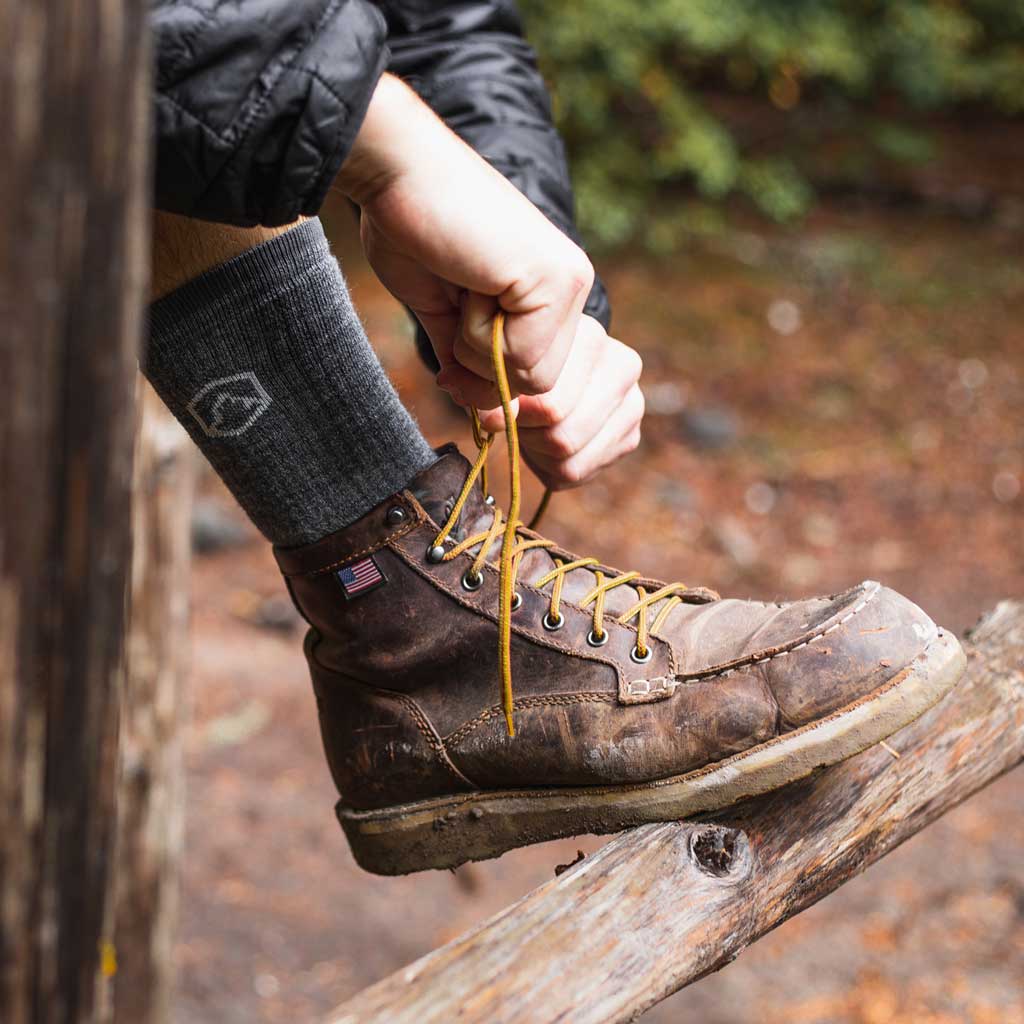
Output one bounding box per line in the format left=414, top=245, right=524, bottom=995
left=409, top=444, right=639, bottom=614
left=408, top=444, right=491, bottom=542
left=410, top=444, right=701, bottom=621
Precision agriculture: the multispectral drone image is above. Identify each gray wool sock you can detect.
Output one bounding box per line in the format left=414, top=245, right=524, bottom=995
left=145, top=218, right=437, bottom=547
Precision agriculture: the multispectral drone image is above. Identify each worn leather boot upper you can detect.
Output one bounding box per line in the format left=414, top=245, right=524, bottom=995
left=275, top=445, right=940, bottom=812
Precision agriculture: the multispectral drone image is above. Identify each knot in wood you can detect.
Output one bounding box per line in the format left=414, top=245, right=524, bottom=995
left=689, top=825, right=746, bottom=878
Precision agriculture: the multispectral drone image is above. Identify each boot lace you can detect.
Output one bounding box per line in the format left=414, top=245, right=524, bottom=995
left=430, top=313, right=695, bottom=737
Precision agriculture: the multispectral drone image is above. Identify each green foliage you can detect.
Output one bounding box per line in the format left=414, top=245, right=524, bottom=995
left=519, top=0, right=1024, bottom=248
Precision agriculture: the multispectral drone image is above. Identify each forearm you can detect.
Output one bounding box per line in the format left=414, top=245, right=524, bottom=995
left=381, top=0, right=611, bottom=328
left=335, top=74, right=483, bottom=206
left=335, top=72, right=591, bottom=310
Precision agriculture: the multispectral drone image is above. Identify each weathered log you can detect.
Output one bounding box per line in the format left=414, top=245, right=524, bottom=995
left=0, top=2, right=150, bottom=1021
left=111, top=388, right=193, bottom=1024
left=329, top=603, right=1024, bottom=1024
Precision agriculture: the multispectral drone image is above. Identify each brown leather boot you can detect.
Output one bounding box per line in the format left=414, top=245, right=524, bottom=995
left=275, top=444, right=964, bottom=875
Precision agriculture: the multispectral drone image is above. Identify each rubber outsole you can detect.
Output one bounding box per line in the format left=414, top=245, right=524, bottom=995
left=338, top=629, right=966, bottom=875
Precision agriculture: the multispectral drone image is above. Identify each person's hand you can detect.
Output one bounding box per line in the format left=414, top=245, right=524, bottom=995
left=473, top=315, right=644, bottom=490
left=335, top=74, right=594, bottom=410
left=336, top=74, right=646, bottom=488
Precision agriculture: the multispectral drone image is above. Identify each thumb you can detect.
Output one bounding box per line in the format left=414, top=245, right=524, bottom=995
left=475, top=397, right=520, bottom=434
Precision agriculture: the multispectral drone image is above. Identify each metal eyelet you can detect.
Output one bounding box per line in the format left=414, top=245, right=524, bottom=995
left=485, top=494, right=496, bottom=506
left=461, top=569, right=484, bottom=592
left=630, top=644, right=653, bottom=664
left=587, top=629, right=609, bottom=647
left=542, top=612, right=564, bottom=631
left=426, top=544, right=446, bottom=564
left=510, top=592, right=522, bottom=611
left=385, top=506, right=406, bottom=526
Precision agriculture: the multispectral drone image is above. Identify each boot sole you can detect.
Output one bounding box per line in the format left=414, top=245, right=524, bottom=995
left=338, top=629, right=965, bottom=875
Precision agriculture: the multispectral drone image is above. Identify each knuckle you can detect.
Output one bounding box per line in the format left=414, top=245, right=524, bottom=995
left=452, top=334, right=476, bottom=362
left=505, top=338, right=546, bottom=373
left=631, top=385, right=646, bottom=420
left=461, top=321, right=488, bottom=352
left=517, top=363, right=558, bottom=395
left=614, top=344, right=642, bottom=384
left=566, top=251, right=595, bottom=295
left=557, top=457, right=588, bottom=487
left=545, top=426, right=578, bottom=460
left=529, top=391, right=567, bottom=426
left=627, top=347, right=644, bottom=380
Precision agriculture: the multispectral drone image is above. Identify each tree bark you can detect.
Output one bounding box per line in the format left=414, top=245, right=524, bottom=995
left=0, top=2, right=150, bottom=1021
left=111, top=388, right=193, bottom=1024
left=328, top=603, right=1024, bottom=1024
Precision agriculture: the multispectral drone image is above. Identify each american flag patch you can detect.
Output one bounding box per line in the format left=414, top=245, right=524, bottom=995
left=336, top=556, right=386, bottom=599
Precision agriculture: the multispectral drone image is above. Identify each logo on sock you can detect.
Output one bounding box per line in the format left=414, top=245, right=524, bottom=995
left=187, top=371, right=272, bottom=438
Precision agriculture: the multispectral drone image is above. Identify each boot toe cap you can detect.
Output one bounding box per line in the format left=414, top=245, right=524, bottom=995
left=764, top=582, right=938, bottom=729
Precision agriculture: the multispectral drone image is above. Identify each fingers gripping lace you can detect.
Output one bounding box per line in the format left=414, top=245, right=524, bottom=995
left=430, top=312, right=692, bottom=737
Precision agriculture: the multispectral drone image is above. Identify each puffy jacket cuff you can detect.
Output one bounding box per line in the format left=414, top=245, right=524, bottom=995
left=299, top=43, right=389, bottom=223
left=582, top=277, right=612, bottom=332
left=268, top=0, right=390, bottom=225
left=153, top=0, right=392, bottom=227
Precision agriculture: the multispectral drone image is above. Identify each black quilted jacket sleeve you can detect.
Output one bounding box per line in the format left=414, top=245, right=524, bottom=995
left=153, top=0, right=389, bottom=227
left=379, top=1, right=610, bottom=330
left=152, top=0, right=609, bottom=326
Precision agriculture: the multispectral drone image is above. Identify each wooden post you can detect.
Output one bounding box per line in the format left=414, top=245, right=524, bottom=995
left=111, top=388, right=193, bottom=1024
left=0, top=1, right=150, bottom=1021
left=328, top=603, right=1024, bottom=1024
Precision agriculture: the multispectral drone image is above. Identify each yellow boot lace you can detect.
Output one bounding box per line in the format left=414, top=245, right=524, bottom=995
left=430, top=312, right=695, bottom=737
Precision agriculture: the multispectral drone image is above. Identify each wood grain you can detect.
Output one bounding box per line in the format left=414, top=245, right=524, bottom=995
left=111, top=389, right=193, bottom=1024
left=0, top=2, right=150, bottom=1020
left=328, top=603, right=1024, bottom=1024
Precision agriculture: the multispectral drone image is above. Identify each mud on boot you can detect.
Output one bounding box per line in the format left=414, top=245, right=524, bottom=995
left=275, top=442, right=965, bottom=875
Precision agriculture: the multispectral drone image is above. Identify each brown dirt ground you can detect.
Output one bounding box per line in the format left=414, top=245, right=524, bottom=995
left=172, top=202, right=1024, bottom=1024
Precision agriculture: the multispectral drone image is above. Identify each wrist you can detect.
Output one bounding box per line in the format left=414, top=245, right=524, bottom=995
left=336, top=73, right=423, bottom=205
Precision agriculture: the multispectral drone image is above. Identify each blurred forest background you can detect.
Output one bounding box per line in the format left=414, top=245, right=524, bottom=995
left=521, top=0, right=1024, bottom=245
left=172, top=4, right=1023, bottom=1023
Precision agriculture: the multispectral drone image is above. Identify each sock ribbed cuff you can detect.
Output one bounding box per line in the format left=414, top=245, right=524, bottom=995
left=144, top=218, right=437, bottom=546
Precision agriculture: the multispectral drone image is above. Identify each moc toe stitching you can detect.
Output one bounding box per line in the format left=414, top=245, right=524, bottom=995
left=276, top=449, right=965, bottom=872
left=674, top=580, right=884, bottom=684
left=752, top=626, right=947, bottom=746
left=763, top=584, right=938, bottom=727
